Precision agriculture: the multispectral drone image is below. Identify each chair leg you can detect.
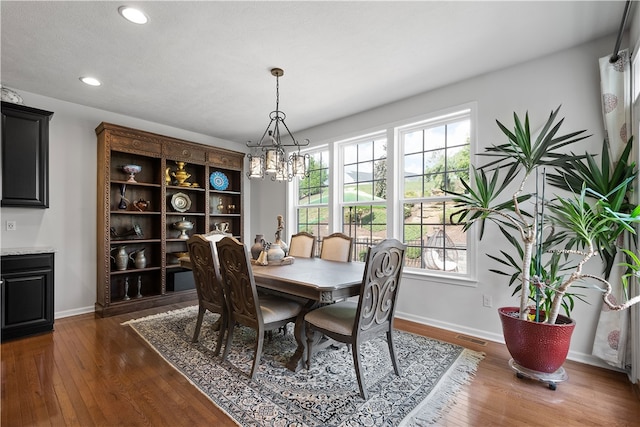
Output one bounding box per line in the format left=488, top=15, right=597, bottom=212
left=387, top=329, right=401, bottom=376
left=213, top=312, right=227, bottom=356
left=191, top=306, right=205, bottom=343
left=351, top=343, right=368, bottom=400
left=221, top=320, right=235, bottom=361
left=250, top=328, right=265, bottom=380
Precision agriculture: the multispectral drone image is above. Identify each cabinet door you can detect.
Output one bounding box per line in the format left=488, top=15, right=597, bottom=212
left=1, top=253, right=54, bottom=341
left=1, top=102, right=54, bottom=208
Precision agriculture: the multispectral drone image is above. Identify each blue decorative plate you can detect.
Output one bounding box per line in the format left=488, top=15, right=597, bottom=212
left=210, top=171, right=229, bottom=191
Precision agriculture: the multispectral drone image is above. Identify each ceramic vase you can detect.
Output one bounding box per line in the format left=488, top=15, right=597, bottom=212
left=267, top=243, right=285, bottom=262
left=275, top=238, right=288, bottom=255
left=251, top=234, right=265, bottom=260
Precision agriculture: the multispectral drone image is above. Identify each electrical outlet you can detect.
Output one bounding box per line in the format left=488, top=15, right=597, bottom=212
left=482, top=294, right=492, bottom=307
left=6, top=221, right=16, bottom=231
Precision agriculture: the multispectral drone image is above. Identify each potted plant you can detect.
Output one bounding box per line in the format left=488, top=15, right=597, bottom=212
left=449, top=106, right=640, bottom=383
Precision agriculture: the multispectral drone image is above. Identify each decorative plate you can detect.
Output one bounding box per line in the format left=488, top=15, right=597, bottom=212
left=210, top=171, right=229, bottom=191
left=171, top=192, right=191, bottom=212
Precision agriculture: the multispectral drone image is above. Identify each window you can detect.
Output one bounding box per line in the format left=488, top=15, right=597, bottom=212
left=295, top=148, right=329, bottom=254
left=340, top=134, right=387, bottom=261
left=291, top=104, right=474, bottom=279
left=400, top=111, right=470, bottom=274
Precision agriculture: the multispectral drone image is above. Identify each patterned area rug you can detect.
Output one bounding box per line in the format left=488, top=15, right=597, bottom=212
left=124, top=306, right=484, bottom=426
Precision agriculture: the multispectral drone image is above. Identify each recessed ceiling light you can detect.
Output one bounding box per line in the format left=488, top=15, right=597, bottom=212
left=80, top=77, right=101, bottom=86
left=118, top=6, right=148, bottom=24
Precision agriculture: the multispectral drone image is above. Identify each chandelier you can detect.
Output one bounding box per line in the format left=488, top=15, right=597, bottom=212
left=246, top=68, right=310, bottom=181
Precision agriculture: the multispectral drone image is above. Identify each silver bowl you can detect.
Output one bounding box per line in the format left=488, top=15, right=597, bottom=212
left=173, top=217, right=194, bottom=239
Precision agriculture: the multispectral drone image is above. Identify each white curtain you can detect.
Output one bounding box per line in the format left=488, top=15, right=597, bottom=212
left=631, top=47, right=640, bottom=384
left=592, top=49, right=634, bottom=376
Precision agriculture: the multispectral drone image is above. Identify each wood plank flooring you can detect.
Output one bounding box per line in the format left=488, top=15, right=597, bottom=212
left=2, top=301, right=638, bottom=426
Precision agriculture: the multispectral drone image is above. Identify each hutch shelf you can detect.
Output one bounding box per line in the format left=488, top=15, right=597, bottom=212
left=96, top=122, right=244, bottom=317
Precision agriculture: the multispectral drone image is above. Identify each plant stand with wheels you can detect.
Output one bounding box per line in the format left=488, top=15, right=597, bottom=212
left=508, top=358, right=568, bottom=390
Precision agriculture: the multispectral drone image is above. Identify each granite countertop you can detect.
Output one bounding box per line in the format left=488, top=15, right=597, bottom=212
left=1, top=247, right=56, bottom=256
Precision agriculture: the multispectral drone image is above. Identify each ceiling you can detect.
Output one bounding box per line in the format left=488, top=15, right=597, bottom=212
left=0, top=1, right=628, bottom=146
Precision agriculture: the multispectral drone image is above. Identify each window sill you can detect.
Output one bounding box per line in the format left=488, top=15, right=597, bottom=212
left=403, top=268, right=477, bottom=288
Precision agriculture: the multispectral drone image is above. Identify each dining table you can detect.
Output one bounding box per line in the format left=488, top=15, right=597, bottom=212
left=252, top=257, right=365, bottom=371
left=181, top=255, right=365, bottom=371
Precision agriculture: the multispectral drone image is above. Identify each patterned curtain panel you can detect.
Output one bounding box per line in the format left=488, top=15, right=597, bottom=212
left=592, top=49, right=632, bottom=372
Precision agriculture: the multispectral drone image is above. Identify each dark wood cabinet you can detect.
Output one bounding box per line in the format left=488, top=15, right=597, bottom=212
left=1, top=252, right=55, bottom=341
left=1, top=101, right=54, bottom=208
left=96, top=123, right=244, bottom=317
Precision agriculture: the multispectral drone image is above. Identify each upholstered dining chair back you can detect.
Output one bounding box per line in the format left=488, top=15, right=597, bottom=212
left=305, top=238, right=407, bottom=399
left=216, top=236, right=303, bottom=379
left=287, top=231, right=316, bottom=258
left=186, top=232, right=229, bottom=355
left=354, top=238, right=405, bottom=338
left=319, top=232, right=353, bottom=262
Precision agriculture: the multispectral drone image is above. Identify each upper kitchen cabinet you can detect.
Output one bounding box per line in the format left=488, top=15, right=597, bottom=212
left=1, top=102, right=54, bottom=208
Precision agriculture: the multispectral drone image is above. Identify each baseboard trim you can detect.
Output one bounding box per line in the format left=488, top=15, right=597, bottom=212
left=395, top=309, right=625, bottom=372
left=55, top=306, right=94, bottom=319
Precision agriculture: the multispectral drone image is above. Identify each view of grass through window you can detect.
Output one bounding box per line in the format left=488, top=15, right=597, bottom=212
left=293, top=108, right=472, bottom=276
left=402, top=113, right=470, bottom=273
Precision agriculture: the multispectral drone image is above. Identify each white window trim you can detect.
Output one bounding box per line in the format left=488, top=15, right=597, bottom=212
left=287, top=144, right=330, bottom=240
left=396, top=103, right=478, bottom=283
left=288, top=102, right=479, bottom=286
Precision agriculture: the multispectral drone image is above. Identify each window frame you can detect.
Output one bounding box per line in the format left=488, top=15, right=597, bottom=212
left=289, top=103, right=478, bottom=286
left=289, top=145, right=330, bottom=253
left=337, top=132, right=389, bottom=261
left=396, top=107, right=476, bottom=283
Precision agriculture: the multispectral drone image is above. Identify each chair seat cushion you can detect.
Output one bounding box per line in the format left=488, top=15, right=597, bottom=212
left=305, top=301, right=357, bottom=335
left=259, top=295, right=303, bottom=324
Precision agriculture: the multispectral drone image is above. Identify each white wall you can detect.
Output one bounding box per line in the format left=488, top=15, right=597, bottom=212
left=252, top=35, right=625, bottom=368
left=0, top=92, right=245, bottom=318
left=1, top=32, right=627, bottom=369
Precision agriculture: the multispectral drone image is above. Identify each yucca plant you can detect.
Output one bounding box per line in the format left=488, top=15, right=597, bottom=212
left=547, top=139, right=638, bottom=278
left=544, top=183, right=640, bottom=323
left=450, top=106, right=640, bottom=324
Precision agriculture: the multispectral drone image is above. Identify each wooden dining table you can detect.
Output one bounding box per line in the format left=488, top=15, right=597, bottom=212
left=252, top=258, right=365, bottom=371
left=181, top=255, right=365, bottom=371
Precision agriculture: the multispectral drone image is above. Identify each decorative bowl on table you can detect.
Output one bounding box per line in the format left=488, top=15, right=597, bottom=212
left=122, top=164, right=142, bottom=183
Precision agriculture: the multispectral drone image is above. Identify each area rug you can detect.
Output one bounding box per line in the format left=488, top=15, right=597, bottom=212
left=124, top=306, right=484, bottom=426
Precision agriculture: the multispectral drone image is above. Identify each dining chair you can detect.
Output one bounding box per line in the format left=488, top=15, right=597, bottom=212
left=319, top=232, right=353, bottom=262
left=215, top=236, right=303, bottom=380
left=186, top=231, right=229, bottom=355
left=305, top=238, right=407, bottom=399
left=287, top=231, right=316, bottom=258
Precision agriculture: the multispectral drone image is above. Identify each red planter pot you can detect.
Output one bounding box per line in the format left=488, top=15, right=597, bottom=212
left=498, top=306, right=576, bottom=373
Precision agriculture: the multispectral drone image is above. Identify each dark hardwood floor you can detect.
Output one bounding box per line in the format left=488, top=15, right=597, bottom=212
left=2, top=300, right=639, bottom=426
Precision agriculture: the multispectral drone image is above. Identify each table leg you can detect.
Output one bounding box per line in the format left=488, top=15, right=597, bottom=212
left=286, top=299, right=323, bottom=372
